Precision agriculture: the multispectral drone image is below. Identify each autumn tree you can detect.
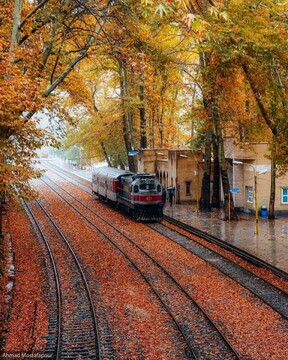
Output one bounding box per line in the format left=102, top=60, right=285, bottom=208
left=201, top=0, right=288, bottom=218
left=61, top=0, right=195, bottom=172
left=0, top=0, right=121, bottom=244
left=1, top=0, right=117, bottom=198
left=143, top=0, right=287, bottom=219
left=1, top=2, right=51, bottom=200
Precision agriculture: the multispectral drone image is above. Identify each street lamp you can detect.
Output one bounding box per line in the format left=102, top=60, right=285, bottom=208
left=233, top=161, right=268, bottom=224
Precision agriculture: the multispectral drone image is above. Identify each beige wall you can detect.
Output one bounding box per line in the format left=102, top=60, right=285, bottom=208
left=230, top=141, right=288, bottom=214
left=138, top=149, right=203, bottom=204
left=138, top=141, right=288, bottom=213
left=137, top=149, right=159, bottom=174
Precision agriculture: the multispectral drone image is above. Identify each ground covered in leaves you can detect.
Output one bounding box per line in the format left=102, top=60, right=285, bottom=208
left=1, top=186, right=288, bottom=359
left=0, top=200, right=49, bottom=355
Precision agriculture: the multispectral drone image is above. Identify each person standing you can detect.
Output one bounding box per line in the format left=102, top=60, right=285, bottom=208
left=168, top=188, right=174, bottom=206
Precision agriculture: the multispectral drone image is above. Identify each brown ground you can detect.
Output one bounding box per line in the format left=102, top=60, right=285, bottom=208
left=0, top=199, right=49, bottom=356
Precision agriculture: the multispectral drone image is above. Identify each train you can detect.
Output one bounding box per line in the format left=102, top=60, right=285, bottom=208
left=92, top=166, right=164, bottom=221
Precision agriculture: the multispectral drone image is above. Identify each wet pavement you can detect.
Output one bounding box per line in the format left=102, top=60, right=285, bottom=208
left=46, top=160, right=288, bottom=274
left=164, top=204, right=288, bottom=273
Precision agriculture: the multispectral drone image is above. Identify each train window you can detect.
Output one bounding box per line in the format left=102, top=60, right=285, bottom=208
left=134, top=185, right=139, bottom=193
left=157, top=184, right=161, bottom=192
left=140, top=183, right=156, bottom=190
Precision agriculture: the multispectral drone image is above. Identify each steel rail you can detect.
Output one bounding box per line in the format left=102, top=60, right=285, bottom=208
left=21, top=199, right=62, bottom=360
left=40, top=175, right=241, bottom=359
left=36, top=199, right=102, bottom=360
left=164, top=215, right=288, bottom=281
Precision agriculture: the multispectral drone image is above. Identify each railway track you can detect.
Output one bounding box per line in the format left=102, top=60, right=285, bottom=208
left=42, top=171, right=288, bottom=320
left=22, top=198, right=101, bottom=360
left=37, top=174, right=242, bottom=359
left=163, top=215, right=288, bottom=281
left=34, top=162, right=288, bottom=357
left=149, top=221, right=288, bottom=320
left=43, top=160, right=288, bottom=280
left=42, top=160, right=91, bottom=190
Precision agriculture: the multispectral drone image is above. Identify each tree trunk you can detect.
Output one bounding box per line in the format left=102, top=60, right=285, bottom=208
left=199, top=52, right=212, bottom=212
left=269, top=149, right=276, bottom=220
left=200, top=47, right=237, bottom=220
left=272, top=58, right=288, bottom=111
left=119, top=60, right=135, bottom=172
left=211, top=134, right=221, bottom=208
left=11, top=0, right=22, bottom=49
left=139, top=83, right=147, bottom=149
left=200, top=127, right=212, bottom=212
left=215, top=120, right=238, bottom=220
left=242, top=63, right=278, bottom=136
left=158, top=107, right=164, bottom=147
left=100, top=142, right=112, bottom=167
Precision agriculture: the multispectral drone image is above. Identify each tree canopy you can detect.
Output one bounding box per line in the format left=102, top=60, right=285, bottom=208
left=0, top=0, right=287, bottom=199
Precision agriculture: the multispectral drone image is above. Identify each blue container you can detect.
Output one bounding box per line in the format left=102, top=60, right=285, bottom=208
left=261, top=206, right=267, bottom=217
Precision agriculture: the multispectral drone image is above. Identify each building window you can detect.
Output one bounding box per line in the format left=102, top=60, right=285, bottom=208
left=246, top=186, right=253, bottom=203
left=185, top=181, right=191, bottom=195
left=282, top=188, right=288, bottom=204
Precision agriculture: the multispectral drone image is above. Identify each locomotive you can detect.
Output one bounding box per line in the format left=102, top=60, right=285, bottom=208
left=92, top=166, right=164, bottom=221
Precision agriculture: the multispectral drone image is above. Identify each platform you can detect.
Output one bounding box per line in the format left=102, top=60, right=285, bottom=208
left=164, top=204, right=288, bottom=273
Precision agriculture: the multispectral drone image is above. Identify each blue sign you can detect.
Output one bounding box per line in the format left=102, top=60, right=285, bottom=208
left=230, top=188, right=240, bottom=193
left=128, top=150, right=139, bottom=156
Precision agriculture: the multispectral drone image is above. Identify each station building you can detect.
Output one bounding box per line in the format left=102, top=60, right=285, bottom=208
left=226, top=138, right=288, bottom=215
left=137, top=138, right=288, bottom=215
left=137, top=148, right=203, bottom=205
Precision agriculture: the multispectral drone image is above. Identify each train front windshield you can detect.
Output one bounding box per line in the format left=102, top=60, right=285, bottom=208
left=139, top=183, right=156, bottom=190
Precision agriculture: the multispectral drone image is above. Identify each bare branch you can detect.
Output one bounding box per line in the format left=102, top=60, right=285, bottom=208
left=19, top=0, right=50, bottom=30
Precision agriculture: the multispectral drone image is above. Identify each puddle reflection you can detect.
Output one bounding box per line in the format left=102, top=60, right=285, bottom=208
left=165, top=205, right=288, bottom=273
